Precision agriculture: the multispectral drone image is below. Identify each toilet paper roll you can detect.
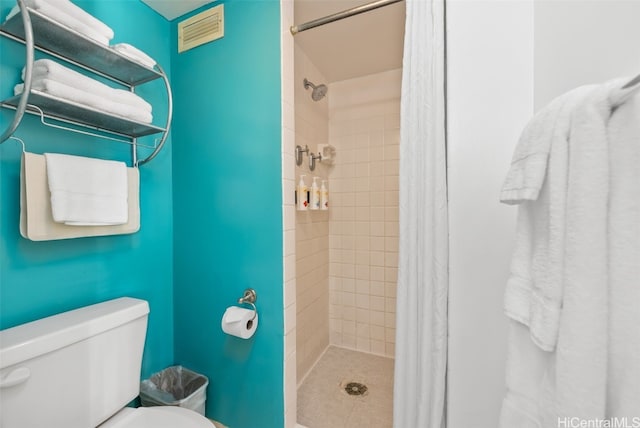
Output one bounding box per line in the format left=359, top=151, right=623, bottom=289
left=221, top=306, right=258, bottom=339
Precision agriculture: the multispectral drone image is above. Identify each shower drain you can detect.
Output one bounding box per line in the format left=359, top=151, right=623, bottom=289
left=343, top=381, right=368, bottom=396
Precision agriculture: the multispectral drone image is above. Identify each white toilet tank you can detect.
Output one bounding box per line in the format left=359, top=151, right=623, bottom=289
left=0, top=297, right=150, bottom=428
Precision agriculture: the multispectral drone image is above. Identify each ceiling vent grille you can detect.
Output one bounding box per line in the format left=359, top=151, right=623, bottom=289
left=178, top=4, right=224, bottom=53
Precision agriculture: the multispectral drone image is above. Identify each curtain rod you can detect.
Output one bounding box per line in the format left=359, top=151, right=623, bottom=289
left=290, top=0, right=404, bottom=35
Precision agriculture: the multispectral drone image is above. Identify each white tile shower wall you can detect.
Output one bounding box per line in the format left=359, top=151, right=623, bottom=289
left=328, top=69, right=401, bottom=358
left=294, top=43, right=330, bottom=383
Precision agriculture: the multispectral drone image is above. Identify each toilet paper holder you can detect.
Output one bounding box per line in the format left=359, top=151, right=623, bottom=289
left=237, top=288, right=257, bottom=321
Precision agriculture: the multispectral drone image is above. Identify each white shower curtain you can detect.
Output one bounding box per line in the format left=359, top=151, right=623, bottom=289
left=393, top=1, right=448, bottom=427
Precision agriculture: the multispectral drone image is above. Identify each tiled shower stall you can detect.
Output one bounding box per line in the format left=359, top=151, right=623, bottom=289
left=295, top=52, right=401, bottom=383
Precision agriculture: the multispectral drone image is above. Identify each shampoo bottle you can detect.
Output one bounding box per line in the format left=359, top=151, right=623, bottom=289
left=320, top=180, right=329, bottom=210
left=311, top=177, right=320, bottom=210
left=297, top=175, right=308, bottom=211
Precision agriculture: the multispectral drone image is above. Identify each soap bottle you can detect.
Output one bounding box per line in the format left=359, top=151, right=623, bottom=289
left=311, top=177, right=320, bottom=210
left=320, top=180, right=329, bottom=210
left=297, top=175, right=308, bottom=211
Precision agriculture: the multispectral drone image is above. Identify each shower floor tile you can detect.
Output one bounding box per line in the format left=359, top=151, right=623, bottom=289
left=297, top=346, right=394, bottom=428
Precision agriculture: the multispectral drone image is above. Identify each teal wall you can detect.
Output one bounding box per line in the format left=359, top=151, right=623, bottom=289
left=0, top=0, right=174, bottom=378
left=170, top=1, right=284, bottom=427
left=0, top=1, right=284, bottom=426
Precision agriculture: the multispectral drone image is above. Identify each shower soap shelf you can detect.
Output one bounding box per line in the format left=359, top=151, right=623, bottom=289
left=0, top=2, right=173, bottom=166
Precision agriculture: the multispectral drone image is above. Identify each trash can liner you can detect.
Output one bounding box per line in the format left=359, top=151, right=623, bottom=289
left=140, top=366, right=208, bottom=415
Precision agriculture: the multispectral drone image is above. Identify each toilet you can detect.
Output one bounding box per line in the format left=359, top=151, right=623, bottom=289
left=0, top=297, right=212, bottom=428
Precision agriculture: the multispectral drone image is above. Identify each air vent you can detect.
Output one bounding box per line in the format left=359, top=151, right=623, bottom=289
left=178, top=4, right=224, bottom=53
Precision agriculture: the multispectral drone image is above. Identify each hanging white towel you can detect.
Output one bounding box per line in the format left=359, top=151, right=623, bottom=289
left=499, top=77, right=637, bottom=424
left=44, top=153, right=128, bottom=226
left=500, top=84, right=595, bottom=352
left=605, top=87, right=640, bottom=418
left=20, top=153, right=140, bottom=241
left=111, top=43, right=156, bottom=68
left=498, top=85, right=595, bottom=427
left=21, top=59, right=152, bottom=112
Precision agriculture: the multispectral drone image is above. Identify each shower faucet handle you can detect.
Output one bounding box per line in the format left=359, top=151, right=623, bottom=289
left=309, top=152, right=322, bottom=171
left=295, top=145, right=309, bottom=166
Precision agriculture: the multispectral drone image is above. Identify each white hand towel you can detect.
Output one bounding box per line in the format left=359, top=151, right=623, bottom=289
left=21, top=153, right=140, bottom=241
left=15, top=80, right=153, bottom=124
left=6, top=0, right=110, bottom=45
left=44, top=153, right=128, bottom=225
left=22, top=59, right=152, bottom=112
left=111, top=43, right=156, bottom=68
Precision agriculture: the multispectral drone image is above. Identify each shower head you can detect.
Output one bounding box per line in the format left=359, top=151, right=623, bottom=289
left=304, top=78, right=328, bottom=101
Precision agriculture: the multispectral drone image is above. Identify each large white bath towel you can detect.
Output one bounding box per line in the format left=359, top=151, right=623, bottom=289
left=15, top=79, right=153, bottom=124
left=500, top=85, right=595, bottom=352
left=552, top=81, right=623, bottom=420
left=46, top=0, right=114, bottom=39
left=6, top=0, right=111, bottom=45
left=22, top=59, right=152, bottom=112
left=44, top=153, right=128, bottom=226
left=498, top=85, right=595, bottom=426
left=498, top=78, right=640, bottom=424
left=604, top=88, right=640, bottom=417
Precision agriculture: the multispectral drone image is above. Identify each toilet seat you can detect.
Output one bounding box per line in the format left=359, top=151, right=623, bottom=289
left=98, top=406, right=212, bottom=428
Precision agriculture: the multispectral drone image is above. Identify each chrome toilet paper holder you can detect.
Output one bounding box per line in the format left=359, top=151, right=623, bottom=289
left=237, top=288, right=257, bottom=322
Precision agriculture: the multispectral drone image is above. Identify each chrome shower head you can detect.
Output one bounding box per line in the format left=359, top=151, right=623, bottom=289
left=304, top=78, right=328, bottom=101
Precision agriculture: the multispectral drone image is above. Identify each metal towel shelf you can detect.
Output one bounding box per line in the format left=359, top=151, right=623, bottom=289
left=0, top=0, right=173, bottom=167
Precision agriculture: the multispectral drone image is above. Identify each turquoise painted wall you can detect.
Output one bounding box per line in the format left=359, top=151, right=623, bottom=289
left=0, top=0, right=174, bottom=378
left=170, top=1, right=284, bottom=426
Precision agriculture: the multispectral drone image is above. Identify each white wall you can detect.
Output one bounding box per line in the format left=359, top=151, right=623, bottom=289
left=446, top=1, right=533, bottom=427
left=534, top=0, right=640, bottom=108
left=447, top=1, right=640, bottom=427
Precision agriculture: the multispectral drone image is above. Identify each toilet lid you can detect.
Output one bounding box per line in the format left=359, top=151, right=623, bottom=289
left=99, top=406, right=212, bottom=428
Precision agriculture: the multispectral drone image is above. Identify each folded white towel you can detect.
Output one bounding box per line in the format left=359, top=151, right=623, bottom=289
left=22, top=59, right=152, bottom=112
left=6, top=0, right=111, bottom=45
left=111, top=43, right=156, bottom=68
left=15, top=80, right=153, bottom=124
left=47, top=0, right=113, bottom=39
left=44, top=153, right=128, bottom=226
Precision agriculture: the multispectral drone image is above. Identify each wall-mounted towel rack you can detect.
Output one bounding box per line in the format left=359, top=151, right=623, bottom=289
left=0, top=0, right=173, bottom=167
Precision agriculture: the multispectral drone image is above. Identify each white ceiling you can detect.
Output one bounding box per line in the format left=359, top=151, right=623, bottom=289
left=140, top=0, right=405, bottom=83
left=140, top=0, right=215, bottom=20
left=293, top=0, right=405, bottom=83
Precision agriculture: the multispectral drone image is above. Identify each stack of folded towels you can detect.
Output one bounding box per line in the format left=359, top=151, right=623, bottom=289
left=15, top=59, right=153, bottom=123
left=5, top=0, right=157, bottom=69
left=6, top=0, right=114, bottom=45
